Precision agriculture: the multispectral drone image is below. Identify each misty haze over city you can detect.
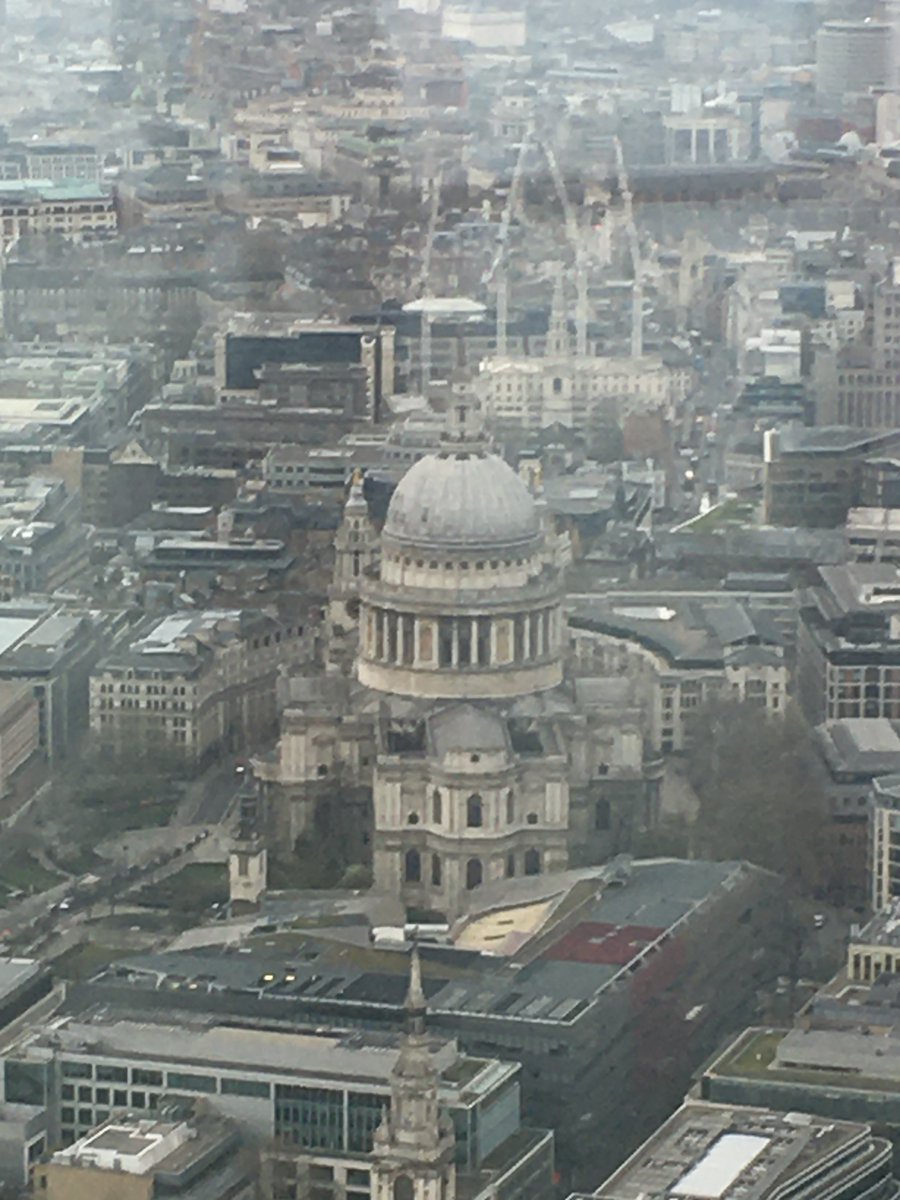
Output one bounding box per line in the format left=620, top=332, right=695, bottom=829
left=0, top=0, right=897, bottom=1197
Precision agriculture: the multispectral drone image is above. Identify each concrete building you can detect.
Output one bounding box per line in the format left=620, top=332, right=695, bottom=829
left=63, top=858, right=787, bottom=1191
left=90, top=609, right=308, bottom=765
left=441, top=7, right=526, bottom=48
left=0, top=478, right=90, bottom=598
left=21, top=144, right=101, bottom=184
left=0, top=986, right=548, bottom=1194
left=260, top=953, right=552, bottom=1200
left=215, top=316, right=395, bottom=422
left=583, top=1101, right=899, bottom=1200
left=816, top=21, right=891, bottom=97
left=846, top=508, right=900, bottom=564
left=569, top=596, right=787, bottom=753
left=34, top=1107, right=254, bottom=1200
left=0, top=683, right=39, bottom=797
left=797, top=563, right=900, bottom=726
left=870, top=774, right=900, bottom=910
left=0, top=179, right=116, bottom=250
left=762, top=428, right=900, bottom=528
left=663, top=109, right=748, bottom=166
left=0, top=601, right=115, bottom=763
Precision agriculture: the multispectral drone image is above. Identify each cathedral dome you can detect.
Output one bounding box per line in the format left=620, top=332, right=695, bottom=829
left=383, top=451, right=539, bottom=553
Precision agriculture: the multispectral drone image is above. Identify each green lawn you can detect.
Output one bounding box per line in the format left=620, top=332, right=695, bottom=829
left=726, top=1030, right=783, bottom=1076
left=52, top=942, right=125, bottom=982
left=145, top=863, right=229, bottom=914
left=0, top=852, right=63, bottom=895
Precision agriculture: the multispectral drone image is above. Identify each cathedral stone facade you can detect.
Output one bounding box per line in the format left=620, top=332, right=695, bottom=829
left=258, top=402, right=661, bottom=920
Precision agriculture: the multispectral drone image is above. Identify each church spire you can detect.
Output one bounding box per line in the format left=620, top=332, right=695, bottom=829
left=406, top=943, right=427, bottom=1036
left=545, top=261, right=571, bottom=358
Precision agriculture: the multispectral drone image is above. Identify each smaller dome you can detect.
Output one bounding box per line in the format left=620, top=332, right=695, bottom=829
left=384, top=451, right=539, bottom=552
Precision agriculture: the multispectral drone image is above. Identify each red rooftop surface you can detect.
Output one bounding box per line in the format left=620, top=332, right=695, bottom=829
left=543, top=921, right=664, bottom=965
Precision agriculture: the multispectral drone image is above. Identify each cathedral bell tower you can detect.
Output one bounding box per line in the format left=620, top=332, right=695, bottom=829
left=371, top=948, right=456, bottom=1200
left=327, top=468, right=379, bottom=669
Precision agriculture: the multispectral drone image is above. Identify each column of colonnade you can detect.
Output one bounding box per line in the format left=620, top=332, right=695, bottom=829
left=363, top=607, right=560, bottom=669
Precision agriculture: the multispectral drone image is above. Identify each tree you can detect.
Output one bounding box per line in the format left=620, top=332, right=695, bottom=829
left=685, top=699, right=831, bottom=895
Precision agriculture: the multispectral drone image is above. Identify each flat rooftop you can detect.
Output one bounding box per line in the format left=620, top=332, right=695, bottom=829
left=83, top=860, right=756, bottom=1029
left=594, top=1101, right=873, bottom=1200
left=18, top=1013, right=505, bottom=1102
left=0, top=958, right=44, bottom=1003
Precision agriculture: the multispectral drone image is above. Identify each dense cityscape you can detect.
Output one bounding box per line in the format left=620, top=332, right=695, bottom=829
left=1, top=0, right=900, bottom=1197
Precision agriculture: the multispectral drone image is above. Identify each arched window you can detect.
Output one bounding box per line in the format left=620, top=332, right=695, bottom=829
left=524, top=849, right=541, bottom=876
left=431, top=854, right=442, bottom=887
left=395, top=1177, right=414, bottom=1200
left=404, top=849, right=421, bottom=884
left=407, top=812, right=419, bottom=825
left=466, top=795, right=483, bottom=828
left=506, top=853, right=516, bottom=878
left=506, top=790, right=514, bottom=823
left=465, top=858, right=483, bottom=890
left=432, top=789, right=442, bottom=824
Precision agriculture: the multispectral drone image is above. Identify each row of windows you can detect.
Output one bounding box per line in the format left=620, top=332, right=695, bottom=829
left=385, top=553, right=530, bottom=572
left=60, top=1060, right=271, bottom=1098
left=417, top=790, right=539, bottom=829
left=403, top=849, right=542, bottom=888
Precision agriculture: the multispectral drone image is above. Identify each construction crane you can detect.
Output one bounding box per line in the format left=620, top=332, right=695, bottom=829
left=540, top=137, right=594, bottom=358
left=417, top=165, right=442, bottom=397
left=612, top=135, right=644, bottom=360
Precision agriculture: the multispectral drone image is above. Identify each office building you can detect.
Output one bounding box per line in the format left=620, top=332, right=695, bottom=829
left=22, top=144, right=101, bottom=184
left=569, top=595, right=787, bottom=752
left=52, top=857, right=786, bottom=1190
left=797, top=562, right=900, bottom=726
left=816, top=21, right=891, bottom=97
left=90, top=609, right=307, bottom=764
left=870, top=774, right=900, bottom=910
left=215, top=316, right=395, bottom=421
left=260, top=952, right=553, bottom=1200
left=0, top=601, right=116, bottom=762
left=0, top=978, right=550, bottom=1200
left=0, top=179, right=116, bottom=251
left=763, top=428, right=900, bottom=529
left=582, top=1101, right=899, bottom=1200
left=34, top=1106, right=254, bottom=1200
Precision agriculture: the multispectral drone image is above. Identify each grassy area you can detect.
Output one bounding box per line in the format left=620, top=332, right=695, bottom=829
left=683, top=496, right=758, bottom=533
left=721, top=1028, right=900, bottom=1095
left=98, top=795, right=180, bottom=835
left=52, top=942, right=126, bottom=982
left=0, top=852, right=63, bottom=895
left=145, top=863, right=229, bottom=914
left=726, top=1029, right=783, bottom=1076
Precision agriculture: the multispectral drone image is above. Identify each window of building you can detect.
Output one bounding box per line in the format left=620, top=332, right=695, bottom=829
left=466, top=858, right=483, bottom=890
left=62, top=1061, right=93, bottom=1080
left=404, top=849, right=421, bottom=883
left=467, top=795, right=483, bottom=827
left=506, top=853, right=515, bottom=878
left=132, top=1068, right=162, bottom=1086
left=221, top=1077, right=271, bottom=1098
left=506, top=791, right=514, bottom=823
left=407, top=812, right=419, bottom=825
left=526, top=812, right=538, bottom=825
left=432, top=789, right=442, bottom=823
left=431, top=854, right=442, bottom=887
left=595, top=799, right=611, bottom=830
left=395, top=1177, right=414, bottom=1200
left=524, top=849, right=541, bottom=876
left=166, top=1071, right=217, bottom=1094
